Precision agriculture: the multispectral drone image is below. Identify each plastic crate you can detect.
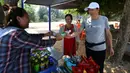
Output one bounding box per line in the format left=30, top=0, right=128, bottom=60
left=39, top=57, right=58, bottom=73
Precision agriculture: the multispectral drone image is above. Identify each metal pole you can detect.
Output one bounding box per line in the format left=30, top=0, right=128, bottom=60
left=49, top=5, right=51, bottom=39
left=21, top=0, right=24, bottom=8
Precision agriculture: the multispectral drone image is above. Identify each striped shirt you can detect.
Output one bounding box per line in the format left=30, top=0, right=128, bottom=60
left=0, top=27, right=56, bottom=73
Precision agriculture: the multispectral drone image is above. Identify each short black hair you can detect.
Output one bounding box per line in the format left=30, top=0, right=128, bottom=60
left=65, top=14, right=73, bottom=20
left=4, top=7, right=27, bottom=28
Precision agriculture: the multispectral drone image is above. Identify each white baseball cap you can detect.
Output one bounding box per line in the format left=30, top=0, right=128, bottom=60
left=84, top=2, right=100, bottom=11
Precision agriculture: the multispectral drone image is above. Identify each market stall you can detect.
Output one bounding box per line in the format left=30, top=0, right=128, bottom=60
left=30, top=48, right=100, bottom=73
left=21, top=0, right=100, bottom=73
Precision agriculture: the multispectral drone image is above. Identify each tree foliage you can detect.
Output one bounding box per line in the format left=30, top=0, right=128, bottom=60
left=38, top=6, right=65, bottom=22
left=24, top=4, right=36, bottom=22
left=65, top=0, right=125, bottom=20
left=51, top=8, right=64, bottom=21
left=38, top=7, right=48, bottom=22
left=18, top=1, right=37, bottom=22
left=0, top=0, right=4, bottom=5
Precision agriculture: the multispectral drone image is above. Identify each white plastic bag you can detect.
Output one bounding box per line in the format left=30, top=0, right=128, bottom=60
left=47, top=47, right=63, bottom=60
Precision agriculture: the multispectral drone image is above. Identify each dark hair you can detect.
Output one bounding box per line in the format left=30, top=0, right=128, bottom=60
left=4, top=7, right=27, bottom=28
left=3, top=4, right=10, bottom=11
left=65, top=14, right=73, bottom=20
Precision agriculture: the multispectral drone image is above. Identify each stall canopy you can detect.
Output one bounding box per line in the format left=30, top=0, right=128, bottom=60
left=25, top=0, right=78, bottom=9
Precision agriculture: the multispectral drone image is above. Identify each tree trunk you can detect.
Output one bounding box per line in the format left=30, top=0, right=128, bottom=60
left=109, top=0, right=130, bottom=63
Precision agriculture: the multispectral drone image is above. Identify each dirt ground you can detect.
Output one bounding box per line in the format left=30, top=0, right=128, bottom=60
left=53, top=40, right=130, bottom=73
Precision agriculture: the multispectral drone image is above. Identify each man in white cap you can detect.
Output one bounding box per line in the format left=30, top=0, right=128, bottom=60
left=81, top=2, right=114, bottom=73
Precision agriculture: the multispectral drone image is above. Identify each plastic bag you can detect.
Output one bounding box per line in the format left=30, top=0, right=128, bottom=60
left=47, top=47, right=63, bottom=60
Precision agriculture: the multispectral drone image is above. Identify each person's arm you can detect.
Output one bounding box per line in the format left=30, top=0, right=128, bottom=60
left=105, top=29, right=114, bottom=56
left=105, top=29, right=113, bottom=49
left=29, top=31, right=54, bottom=39
left=29, top=34, right=44, bottom=39
left=12, top=30, right=56, bottom=49
left=44, top=31, right=54, bottom=37
left=105, top=17, right=114, bottom=56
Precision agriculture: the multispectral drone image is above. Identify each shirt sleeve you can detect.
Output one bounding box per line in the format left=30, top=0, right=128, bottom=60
left=12, top=30, right=56, bottom=49
left=104, top=16, right=110, bottom=29
left=29, top=34, right=44, bottom=39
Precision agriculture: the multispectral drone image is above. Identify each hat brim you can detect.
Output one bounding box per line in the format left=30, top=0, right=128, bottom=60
left=84, top=7, right=99, bottom=11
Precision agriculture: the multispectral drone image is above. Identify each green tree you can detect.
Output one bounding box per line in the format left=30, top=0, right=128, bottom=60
left=64, top=9, right=78, bottom=15
left=24, top=4, right=36, bottom=22
left=43, top=15, right=48, bottom=22
left=52, top=9, right=64, bottom=19
left=63, top=0, right=125, bottom=20
left=18, top=1, right=37, bottom=22
left=51, top=9, right=65, bottom=21
left=0, top=0, right=4, bottom=5
left=38, top=6, right=48, bottom=22
left=51, top=9, right=57, bottom=21
left=58, top=10, right=65, bottom=19
left=38, top=7, right=64, bottom=22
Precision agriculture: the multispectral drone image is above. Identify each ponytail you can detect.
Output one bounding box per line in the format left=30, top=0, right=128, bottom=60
left=3, top=7, right=27, bottom=28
